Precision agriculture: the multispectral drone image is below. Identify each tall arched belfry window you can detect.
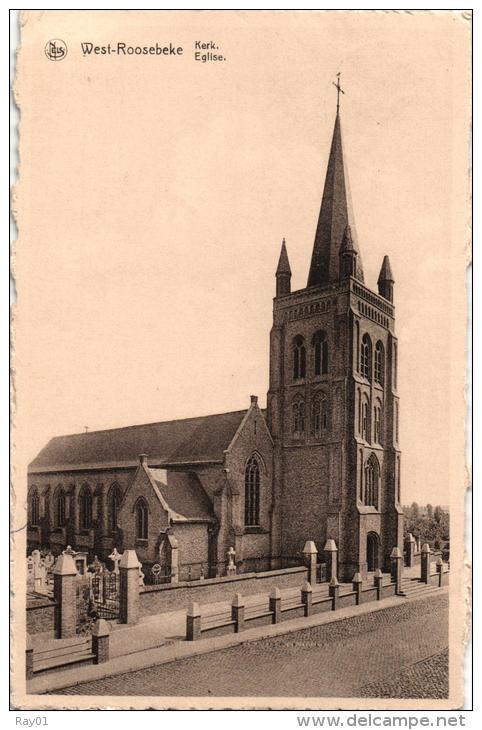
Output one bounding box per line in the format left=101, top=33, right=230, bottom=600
left=293, top=336, right=306, bottom=379
left=374, top=341, right=385, bottom=385
left=245, top=455, right=260, bottom=526
left=360, top=334, right=372, bottom=380
left=135, top=498, right=148, bottom=540
left=79, top=486, right=93, bottom=530
left=312, top=330, right=328, bottom=376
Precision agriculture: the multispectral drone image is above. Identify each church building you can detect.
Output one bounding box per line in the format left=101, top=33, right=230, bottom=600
left=27, top=94, right=403, bottom=582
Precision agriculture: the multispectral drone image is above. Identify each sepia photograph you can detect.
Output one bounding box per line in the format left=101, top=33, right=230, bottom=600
left=10, top=9, right=471, bottom=711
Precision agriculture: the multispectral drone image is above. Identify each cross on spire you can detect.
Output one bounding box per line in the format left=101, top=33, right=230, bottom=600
left=332, top=72, right=345, bottom=114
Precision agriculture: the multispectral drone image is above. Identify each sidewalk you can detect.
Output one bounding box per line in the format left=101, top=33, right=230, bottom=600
left=27, top=578, right=448, bottom=695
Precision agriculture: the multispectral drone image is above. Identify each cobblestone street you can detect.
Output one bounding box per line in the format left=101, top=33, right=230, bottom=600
left=53, top=594, right=448, bottom=699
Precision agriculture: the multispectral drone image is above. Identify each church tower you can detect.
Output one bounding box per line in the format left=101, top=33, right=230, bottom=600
left=267, top=84, right=403, bottom=579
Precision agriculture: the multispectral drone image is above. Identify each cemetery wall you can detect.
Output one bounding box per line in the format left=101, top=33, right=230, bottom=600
left=139, top=565, right=308, bottom=617
left=26, top=597, right=56, bottom=636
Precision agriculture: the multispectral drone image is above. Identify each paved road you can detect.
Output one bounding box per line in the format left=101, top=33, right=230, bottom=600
left=53, top=594, right=448, bottom=698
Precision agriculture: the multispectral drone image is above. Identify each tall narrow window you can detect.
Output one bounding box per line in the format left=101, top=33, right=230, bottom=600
left=312, top=394, right=327, bottom=437
left=360, top=334, right=372, bottom=380
left=374, top=341, right=385, bottom=385
left=245, top=455, right=260, bottom=526
left=79, top=486, right=93, bottom=530
left=292, top=398, right=305, bottom=434
left=364, top=455, right=379, bottom=508
left=359, top=449, right=364, bottom=500
left=312, top=330, right=328, bottom=376
left=293, top=336, right=306, bottom=379
left=30, top=490, right=40, bottom=527
left=373, top=402, right=382, bottom=444
left=394, top=401, right=399, bottom=443
left=109, top=484, right=122, bottom=534
left=397, top=456, right=401, bottom=503
left=362, top=397, right=370, bottom=441
left=56, top=488, right=66, bottom=528
left=355, top=320, right=360, bottom=372
left=135, top=498, right=148, bottom=540
left=357, top=389, right=362, bottom=434
left=393, top=341, right=398, bottom=389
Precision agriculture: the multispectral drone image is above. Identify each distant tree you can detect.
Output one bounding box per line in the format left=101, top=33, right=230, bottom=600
left=410, top=502, right=420, bottom=520
left=434, top=505, right=443, bottom=523
left=426, top=503, right=433, bottom=518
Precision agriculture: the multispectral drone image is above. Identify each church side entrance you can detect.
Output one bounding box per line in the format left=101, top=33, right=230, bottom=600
left=366, top=532, right=381, bottom=572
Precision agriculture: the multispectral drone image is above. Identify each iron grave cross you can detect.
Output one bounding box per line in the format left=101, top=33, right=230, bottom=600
left=333, top=72, right=345, bottom=113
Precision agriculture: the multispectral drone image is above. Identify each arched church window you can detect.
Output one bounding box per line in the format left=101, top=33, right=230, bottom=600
left=293, top=336, right=306, bottom=379
left=312, top=330, right=328, bottom=376
left=109, top=484, right=122, bottom=534
left=55, top=487, right=66, bottom=528
left=292, top=398, right=305, bottom=434
left=364, top=455, right=379, bottom=508
left=135, top=498, right=149, bottom=540
left=245, top=455, right=260, bottom=527
left=360, top=334, right=372, bottom=380
left=30, top=490, right=40, bottom=527
left=79, top=485, right=93, bottom=530
left=374, top=341, right=385, bottom=385
left=357, top=389, right=362, bottom=434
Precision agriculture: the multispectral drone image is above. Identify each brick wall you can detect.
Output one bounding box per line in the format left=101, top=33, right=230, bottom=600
left=139, top=565, right=307, bottom=617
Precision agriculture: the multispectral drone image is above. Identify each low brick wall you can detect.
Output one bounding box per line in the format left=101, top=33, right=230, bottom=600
left=139, top=566, right=308, bottom=617
left=26, top=596, right=56, bottom=636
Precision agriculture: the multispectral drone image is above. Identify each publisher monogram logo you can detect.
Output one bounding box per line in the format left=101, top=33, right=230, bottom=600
left=45, top=39, right=68, bottom=61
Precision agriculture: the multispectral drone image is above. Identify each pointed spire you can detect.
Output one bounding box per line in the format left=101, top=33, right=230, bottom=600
left=307, top=112, right=364, bottom=288
left=378, top=255, right=394, bottom=284
left=276, top=237, right=291, bottom=276
left=377, top=255, right=394, bottom=302
left=276, top=238, right=291, bottom=297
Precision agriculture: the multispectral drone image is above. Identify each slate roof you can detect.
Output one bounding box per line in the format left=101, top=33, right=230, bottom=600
left=29, top=409, right=252, bottom=473
left=149, top=468, right=215, bottom=522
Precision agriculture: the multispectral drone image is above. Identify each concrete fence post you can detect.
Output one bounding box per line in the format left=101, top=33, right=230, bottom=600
left=421, top=543, right=431, bottom=584
left=390, top=547, right=403, bottom=594
left=53, top=552, right=78, bottom=639
left=302, top=541, right=318, bottom=585
left=231, top=593, right=245, bottom=633
left=436, top=557, right=444, bottom=587
left=374, top=568, right=383, bottom=600
left=301, top=580, right=313, bottom=617
left=119, top=549, right=140, bottom=625
left=91, top=618, right=110, bottom=664
left=328, top=575, right=339, bottom=611
left=269, top=586, right=281, bottom=624
left=323, top=539, right=338, bottom=583
left=352, top=572, right=363, bottom=605
left=186, top=602, right=201, bottom=641
left=26, top=634, right=34, bottom=679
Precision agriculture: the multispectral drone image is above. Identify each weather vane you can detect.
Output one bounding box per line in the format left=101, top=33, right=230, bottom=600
left=333, top=72, right=345, bottom=113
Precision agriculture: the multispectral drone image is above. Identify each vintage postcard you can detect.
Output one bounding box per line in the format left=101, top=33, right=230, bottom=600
left=11, top=9, right=471, bottom=711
